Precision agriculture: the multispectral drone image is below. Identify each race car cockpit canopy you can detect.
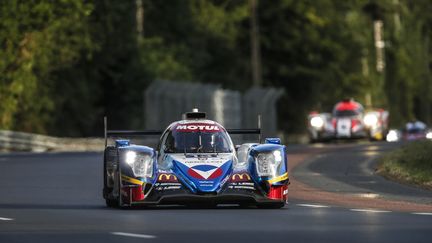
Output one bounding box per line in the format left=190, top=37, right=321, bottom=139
left=332, top=99, right=364, bottom=117
left=163, top=123, right=233, bottom=153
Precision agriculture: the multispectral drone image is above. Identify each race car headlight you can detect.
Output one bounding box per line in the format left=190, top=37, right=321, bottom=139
left=364, top=114, right=378, bottom=127
left=426, top=132, right=432, bottom=140
left=125, top=151, right=153, bottom=177
left=125, top=151, right=137, bottom=165
left=310, top=116, right=324, bottom=128
left=256, top=150, right=283, bottom=177
left=386, top=130, right=399, bottom=142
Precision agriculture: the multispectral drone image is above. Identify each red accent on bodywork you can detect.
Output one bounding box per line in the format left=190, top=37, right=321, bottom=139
left=332, top=118, right=337, bottom=128
left=351, top=119, right=360, bottom=129
left=132, top=185, right=145, bottom=201
left=207, top=168, right=223, bottom=179
left=268, top=185, right=288, bottom=200
left=187, top=168, right=206, bottom=180
left=335, top=101, right=360, bottom=111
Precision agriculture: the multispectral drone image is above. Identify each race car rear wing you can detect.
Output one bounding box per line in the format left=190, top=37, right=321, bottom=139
left=104, top=116, right=262, bottom=148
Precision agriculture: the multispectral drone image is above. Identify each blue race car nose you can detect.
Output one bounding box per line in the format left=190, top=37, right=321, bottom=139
left=172, top=160, right=232, bottom=193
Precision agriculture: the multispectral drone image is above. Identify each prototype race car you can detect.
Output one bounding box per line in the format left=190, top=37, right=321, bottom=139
left=386, top=120, right=432, bottom=142
left=308, top=98, right=389, bottom=142
left=103, top=109, right=289, bottom=208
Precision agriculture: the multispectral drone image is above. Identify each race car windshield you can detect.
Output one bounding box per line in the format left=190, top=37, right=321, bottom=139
left=406, top=127, right=425, bottom=134
left=333, top=109, right=361, bottom=117
left=164, top=130, right=232, bottom=153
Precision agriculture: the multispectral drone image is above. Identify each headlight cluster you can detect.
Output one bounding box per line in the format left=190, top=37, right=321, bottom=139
left=310, top=116, right=324, bottom=128
left=426, top=131, right=432, bottom=140
left=125, top=151, right=153, bottom=177
left=256, top=150, right=283, bottom=177
left=364, top=113, right=378, bottom=127
left=386, top=130, right=399, bottom=142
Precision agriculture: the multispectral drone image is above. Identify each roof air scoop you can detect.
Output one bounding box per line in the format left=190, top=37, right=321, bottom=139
left=184, top=108, right=206, bottom=119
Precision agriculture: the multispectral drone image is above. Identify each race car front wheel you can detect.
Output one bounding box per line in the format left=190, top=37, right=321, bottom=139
left=105, top=198, right=118, bottom=208
left=105, top=172, right=121, bottom=208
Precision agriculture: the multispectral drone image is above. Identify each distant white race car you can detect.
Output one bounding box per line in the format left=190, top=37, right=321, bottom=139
left=308, top=99, right=389, bottom=142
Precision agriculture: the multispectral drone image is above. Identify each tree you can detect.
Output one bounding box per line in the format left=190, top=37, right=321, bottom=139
left=0, top=0, right=93, bottom=133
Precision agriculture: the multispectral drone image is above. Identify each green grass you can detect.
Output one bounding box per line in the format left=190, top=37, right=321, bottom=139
left=377, top=140, right=432, bottom=189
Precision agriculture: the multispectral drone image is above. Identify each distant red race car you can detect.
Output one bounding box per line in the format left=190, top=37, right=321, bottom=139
left=308, top=99, right=389, bottom=142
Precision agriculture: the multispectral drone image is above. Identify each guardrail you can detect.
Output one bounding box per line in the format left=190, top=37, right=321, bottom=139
left=0, top=130, right=104, bottom=152
left=0, top=130, right=309, bottom=153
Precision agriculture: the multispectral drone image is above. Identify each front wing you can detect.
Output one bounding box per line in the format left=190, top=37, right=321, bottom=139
left=118, top=172, right=289, bottom=206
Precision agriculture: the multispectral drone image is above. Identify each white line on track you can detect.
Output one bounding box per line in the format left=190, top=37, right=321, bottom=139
left=350, top=209, right=391, bottom=213
left=111, top=232, right=156, bottom=239
left=296, top=203, right=330, bottom=208
left=412, top=212, right=432, bottom=216
left=0, top=217, right=14, bottom=221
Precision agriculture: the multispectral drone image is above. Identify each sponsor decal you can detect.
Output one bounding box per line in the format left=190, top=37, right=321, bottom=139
left=187, top=164, right=222, bottom=180
left=228, top=182, right=255, bottom=190
left=154, top=182, right=182, bottom=191
left=198, top=182, right=214, bottom=187
left=176, top=124, right=221, bottom=132
left=158, top=173, right=178, bottom=182
left=230, top=173, right=251, bottom=182
left=228, top=173, right=254, bottom=190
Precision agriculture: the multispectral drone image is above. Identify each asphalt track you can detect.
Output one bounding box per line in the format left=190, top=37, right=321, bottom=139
left=293, top=142, right=432, bottom=204
left=1, top=143, right=432, bottom=243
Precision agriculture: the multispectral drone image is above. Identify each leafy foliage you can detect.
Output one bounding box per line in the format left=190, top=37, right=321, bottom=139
left=1, top=0, right=432, bottom=136
left=0, top=0, right=93, bottom=132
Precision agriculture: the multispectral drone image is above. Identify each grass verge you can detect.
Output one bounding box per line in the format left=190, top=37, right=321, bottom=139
left=377, top=140, right=432, bottom=190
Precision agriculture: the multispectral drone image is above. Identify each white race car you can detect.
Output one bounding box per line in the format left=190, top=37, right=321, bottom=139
left=308, top=99, right=389, bottom=142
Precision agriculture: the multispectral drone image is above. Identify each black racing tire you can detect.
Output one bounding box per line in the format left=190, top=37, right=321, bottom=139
left=103, top=148, right=115, bottom=198
left=309, top=136, right=319, bottom=144
left=105, top=198, right=118, bottom=208
left=257, top=202, right=286, bottom=209
left=103, top=151, right=108, bottom=198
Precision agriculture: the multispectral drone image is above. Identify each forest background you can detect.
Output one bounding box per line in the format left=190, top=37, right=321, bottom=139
left=1, top=0, right=431, bottom=137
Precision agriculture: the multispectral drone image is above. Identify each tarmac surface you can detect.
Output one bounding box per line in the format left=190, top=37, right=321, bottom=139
left=1, top=143, right=431, bottom=243
left=292, top=142, right=432, bottom=205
